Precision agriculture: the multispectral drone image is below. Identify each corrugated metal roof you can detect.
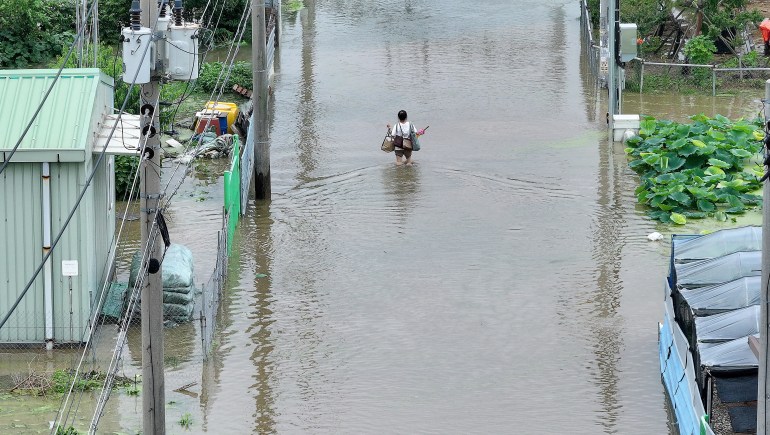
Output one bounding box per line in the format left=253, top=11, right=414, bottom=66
left=0, top=68, right=113, bottom=156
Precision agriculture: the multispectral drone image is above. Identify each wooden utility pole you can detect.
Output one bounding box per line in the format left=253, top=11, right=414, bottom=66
left=140, top=0, right=165, bottom=433
left=758, top=79, right=770, bottom=434
left=253, top=0, right=270, bottom=199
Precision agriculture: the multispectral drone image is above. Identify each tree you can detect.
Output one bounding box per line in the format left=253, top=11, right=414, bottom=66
left=676, top=0, right=762, bottom=50
left=0, top=0, right=74, bottom=68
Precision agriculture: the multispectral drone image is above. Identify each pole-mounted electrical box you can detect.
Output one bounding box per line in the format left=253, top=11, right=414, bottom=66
left=619, top=23, right=638, bottom=63
left=167, top=24, right=200, bottom=81
left=122, top=27, right=153, bottom=84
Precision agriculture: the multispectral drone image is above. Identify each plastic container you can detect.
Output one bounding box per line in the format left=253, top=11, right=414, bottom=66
left=196, top=115, right=220, bottom=135
left=612, top=114, right=640, bottom=142
left=204, top=101, right=238, bottom=133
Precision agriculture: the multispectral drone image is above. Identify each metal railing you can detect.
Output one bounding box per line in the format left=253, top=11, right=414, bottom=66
left=635, top=58, right=770, bottom=95
left=200, top=213, right=228, bottom=360
left=579, top=0, right=600, bottom=81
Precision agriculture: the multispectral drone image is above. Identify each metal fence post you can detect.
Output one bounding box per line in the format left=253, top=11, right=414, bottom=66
left=712, top=67, right=716, bottom=96
left=640, top=61, right=644, bottom=93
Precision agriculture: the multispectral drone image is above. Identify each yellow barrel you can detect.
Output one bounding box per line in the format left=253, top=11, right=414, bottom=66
left=204, top=101, right=238, bottom=133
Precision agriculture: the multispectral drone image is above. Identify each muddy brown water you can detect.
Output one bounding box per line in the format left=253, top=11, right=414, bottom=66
left=1, top=1, right=768, bottom=433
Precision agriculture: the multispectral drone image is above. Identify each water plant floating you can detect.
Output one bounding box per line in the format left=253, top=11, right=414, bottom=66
left=625, top=114, right=764, bottom=224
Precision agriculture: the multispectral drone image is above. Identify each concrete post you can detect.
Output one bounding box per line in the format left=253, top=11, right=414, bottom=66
left=758, top=78, right=770, bottom=435
left=140, top=1, right=165, bottom=433
left=253, top=0, right=270, bottom=199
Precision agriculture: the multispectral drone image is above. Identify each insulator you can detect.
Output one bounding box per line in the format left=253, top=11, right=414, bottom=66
left=173, top=0, right=183, bottom=26
left=159, top=0, right=168, bottom=18
left=129, top=0, right=142, bottom=30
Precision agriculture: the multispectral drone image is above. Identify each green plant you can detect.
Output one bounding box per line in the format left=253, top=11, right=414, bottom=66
left=683, top=35, right=717, bottom=87
left=621, top=0, right=669, bottom=40
left=625, top=114, right=764, bottom=224
left=178, top=412, right=192, bottom=429
left=115, top=156, right=140, bottom=200
left=52, top=370, right=103, bottom=394
left=0, top=0, right=74, bottom=68
left=284, top=0, right=304, bottom=13
left=684, top=35, right=717, bottom=64
left=675, top=0, right=762, bottom=47
left=197, top=61, right=253, bottom=94
left=55, top=425, right=79, bottom=435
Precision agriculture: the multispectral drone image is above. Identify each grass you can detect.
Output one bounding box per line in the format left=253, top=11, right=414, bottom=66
left=55, top=426, right=79, bottom=435
left=179, top=412, right=193, bottom=429
left=284, top=0, right=304, bottom=12
left=10, top=369, right=136, bottom=397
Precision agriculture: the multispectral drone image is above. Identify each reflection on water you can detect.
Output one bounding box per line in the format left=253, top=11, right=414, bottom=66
left=7, top=0, right=770, bottom=433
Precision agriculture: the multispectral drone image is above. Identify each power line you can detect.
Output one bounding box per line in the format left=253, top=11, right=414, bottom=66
left=0, top=0, right=99, bottom=176
left=0, top=0, right=160, bottom=335
left=51, top=108, right=154, bottom=434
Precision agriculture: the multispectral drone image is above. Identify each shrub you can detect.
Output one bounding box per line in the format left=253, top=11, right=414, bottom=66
left=0, top=0, right=74, bottom=67
left=115, top=156, right=140, bottom=200
left=196, top=61, right=253, bottom=94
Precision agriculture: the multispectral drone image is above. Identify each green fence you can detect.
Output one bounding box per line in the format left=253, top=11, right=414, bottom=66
left=223, top=136, right=241, bottom=249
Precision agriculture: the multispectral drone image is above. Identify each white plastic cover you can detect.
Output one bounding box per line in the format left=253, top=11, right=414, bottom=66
left=694, top=305, right=760, bottom=343
left=679, top=276, right=760, bottom=315
left=674, top=226, right=761, bottom=262
left=699, top=334, right=758, bottom=370
left=674, top=251, right=761, bottom=288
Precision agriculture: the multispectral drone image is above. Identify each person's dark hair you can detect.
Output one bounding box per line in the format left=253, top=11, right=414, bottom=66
left=398, top=110, right=407, bottom=121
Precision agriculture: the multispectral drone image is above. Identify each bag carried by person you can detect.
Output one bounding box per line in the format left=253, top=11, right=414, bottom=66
left=402, top=123, right=413, bottom=150
left=393, top=124, right=404, bottom=148
left=381, top=128, right=395, bottom=152
left=409, top=124, right=420, bottom=151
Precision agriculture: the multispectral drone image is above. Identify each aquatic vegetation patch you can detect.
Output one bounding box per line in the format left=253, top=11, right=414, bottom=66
left=9, top=369, right=134, bottom=396
left=624, top=114, right=764, bottom=224
left=179, top=412, right=193, bottom=429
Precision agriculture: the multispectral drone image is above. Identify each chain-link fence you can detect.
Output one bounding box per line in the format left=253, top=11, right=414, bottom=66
left=625, top=58, right=770, bottom=95
left=580, top=0, right=601, bottom=82
left=0, top=137, right=240, bottom=433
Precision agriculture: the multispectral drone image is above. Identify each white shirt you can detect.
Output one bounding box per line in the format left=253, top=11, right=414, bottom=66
left=390, top=121, right=412, bottom=138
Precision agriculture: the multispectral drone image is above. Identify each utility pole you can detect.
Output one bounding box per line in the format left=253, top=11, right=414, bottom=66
left=758, top=79, right=770, bottom=434
left=140, top=0, right=165, bottom=432
left=253, top=0, right=270, bottom=199
left=607, top=0, right=618, bottom=131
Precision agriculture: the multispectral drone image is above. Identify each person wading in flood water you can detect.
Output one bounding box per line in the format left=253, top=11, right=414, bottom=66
left=387, top=110, right=426, bottom=166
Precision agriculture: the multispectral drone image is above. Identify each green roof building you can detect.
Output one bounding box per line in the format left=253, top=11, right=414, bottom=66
left=0, top=68, right=121, bottom=346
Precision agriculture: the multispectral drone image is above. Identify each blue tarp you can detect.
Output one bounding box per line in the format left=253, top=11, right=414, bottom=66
left=660, top=294, right=710, bottom=435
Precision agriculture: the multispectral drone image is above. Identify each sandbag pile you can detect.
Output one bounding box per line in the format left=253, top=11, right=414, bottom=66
left=128, top=244, right=196, bottom=325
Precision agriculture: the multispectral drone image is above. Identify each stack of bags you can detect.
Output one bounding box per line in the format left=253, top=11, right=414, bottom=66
left=128, top=244, right=196, bottom=325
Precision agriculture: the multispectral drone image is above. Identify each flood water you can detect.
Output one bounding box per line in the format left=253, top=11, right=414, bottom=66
left=2, top=1, right=769, bottom=434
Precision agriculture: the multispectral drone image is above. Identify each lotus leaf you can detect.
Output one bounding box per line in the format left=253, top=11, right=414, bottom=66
left=708, top=129, right=726, bottom=141
left=670, top=212, right=687, bottom=225
left=707, top=158, right=730, bottom=168
left=625, top=115, right=764, bottom=223
left=642, top=154, right=660, bottom=166
left=696, top=199, right=715, bottom=212
left=640, top=119, right=656, bottom=137
left=669, top=191, right=691, bottom=205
